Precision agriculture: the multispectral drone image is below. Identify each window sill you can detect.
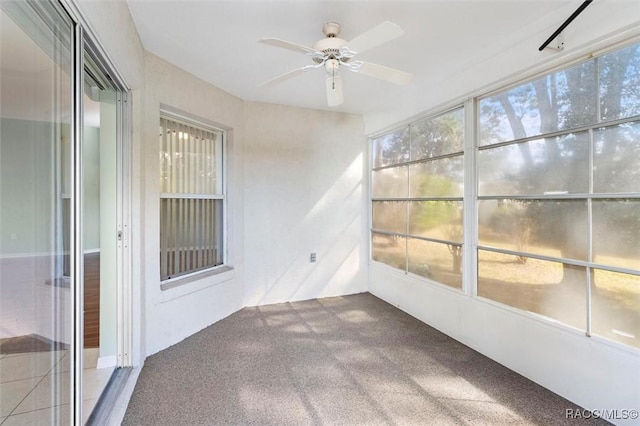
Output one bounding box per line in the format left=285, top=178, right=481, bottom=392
left=160, top=265, right=234, bottom=302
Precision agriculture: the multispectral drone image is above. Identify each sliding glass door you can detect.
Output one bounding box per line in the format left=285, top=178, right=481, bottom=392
left=0, top=1, right=74, bottom=423
left=1, top=1, right=130, bottom=423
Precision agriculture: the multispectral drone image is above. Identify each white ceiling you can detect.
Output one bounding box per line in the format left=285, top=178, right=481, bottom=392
left=125, top=0, right=637, bottom=123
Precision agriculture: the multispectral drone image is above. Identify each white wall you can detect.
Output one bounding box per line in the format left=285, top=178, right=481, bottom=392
left=370, top=264, right=640, bottom=425
left=76, top=0, right=145, bottom=90
left=141, top=53, right=245, bottom=356
left=243, top=102, right=368, bottom=305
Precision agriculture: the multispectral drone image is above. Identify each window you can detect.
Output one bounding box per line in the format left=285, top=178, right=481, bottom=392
left=159, top=114, right=225, bottom=281
left=370, top=41, right=640, bottom=349
left=477, top=43, right=640, bottom=347
left=371, top=107, right=465, bottom=289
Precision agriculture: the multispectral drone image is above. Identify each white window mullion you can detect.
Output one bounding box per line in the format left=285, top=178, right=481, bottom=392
left=463, top=98, right=478, bottom=296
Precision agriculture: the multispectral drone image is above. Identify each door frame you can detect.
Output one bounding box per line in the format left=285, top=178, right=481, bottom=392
left=59, top=0, right=133, bottom=422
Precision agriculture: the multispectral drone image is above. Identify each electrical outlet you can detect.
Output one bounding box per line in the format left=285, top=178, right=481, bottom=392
left=310, top=253, right=317, bottom=263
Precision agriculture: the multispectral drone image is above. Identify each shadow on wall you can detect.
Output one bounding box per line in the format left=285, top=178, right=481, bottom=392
left=249, top=152, right=367, bottom=306
left=257, top=217, right=363, bottom=305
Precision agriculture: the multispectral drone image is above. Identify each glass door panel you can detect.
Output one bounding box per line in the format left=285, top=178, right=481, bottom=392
left=0, top=2, right=74, bottom=424
left=82, top=64, right=118, bottom=422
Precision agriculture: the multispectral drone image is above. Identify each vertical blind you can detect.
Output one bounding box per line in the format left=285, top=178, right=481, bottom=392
left=160, top=118, right=220, bottom=195
left=159, top=117, right=224, bottom=281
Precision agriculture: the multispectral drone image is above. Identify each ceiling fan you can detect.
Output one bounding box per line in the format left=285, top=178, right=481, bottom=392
left=258, top=21, right=413, bottom=107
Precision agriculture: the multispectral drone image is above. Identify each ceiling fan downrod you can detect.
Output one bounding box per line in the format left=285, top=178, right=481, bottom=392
left=322, top=22, right=341, bottom=38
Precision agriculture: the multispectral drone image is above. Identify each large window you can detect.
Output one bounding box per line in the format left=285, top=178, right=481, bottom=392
left=478, top=44, right=640, bottom=347
left=371, top=107, right=464, bottom=289
left=370, top=41, right=640, bottom=349
left=159, top=115, right=225, bottom=281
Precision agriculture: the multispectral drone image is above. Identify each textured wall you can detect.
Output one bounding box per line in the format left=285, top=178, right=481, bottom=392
left=243, top=102, right=368, bottom=305
left=141, top=53, right=246, bottom=356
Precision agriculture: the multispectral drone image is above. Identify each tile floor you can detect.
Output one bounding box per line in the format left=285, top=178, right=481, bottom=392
left=0, top=348, right=114, bottom=425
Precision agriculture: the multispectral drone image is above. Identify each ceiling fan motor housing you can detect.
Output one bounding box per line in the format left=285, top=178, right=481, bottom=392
left=312, top=37, right=348, bottom=63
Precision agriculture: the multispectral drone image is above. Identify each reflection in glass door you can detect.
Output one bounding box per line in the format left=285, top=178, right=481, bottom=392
left=0, top=1, right=74, bottom=424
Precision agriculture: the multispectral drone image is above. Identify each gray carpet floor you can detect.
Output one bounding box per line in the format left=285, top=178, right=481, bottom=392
left=123, top=293, right=608, bottom=425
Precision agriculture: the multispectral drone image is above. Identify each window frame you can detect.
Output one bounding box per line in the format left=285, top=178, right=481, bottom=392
left=159, top=108, right=228, bottom=285
left=370, top=105, right=466, bottom=290
left=475, top=47, right=640, bottom=344
left=475, top=47, right=640, bottom=276
left=369, top=39, right=640, bottom=350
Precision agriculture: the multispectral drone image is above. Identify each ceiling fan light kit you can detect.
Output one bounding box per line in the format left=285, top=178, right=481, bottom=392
left=259, top=21, right=413, bottom=107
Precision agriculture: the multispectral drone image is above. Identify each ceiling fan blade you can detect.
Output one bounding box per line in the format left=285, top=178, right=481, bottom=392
left=326, top=73, right=343, bottom=107
left=358, top=61, right=413, bottom=85
left=259, top=38, right=317, bottom=55
left=347, top=21, right=403, bottom=55
left=258, top=66, right=313, bottom=87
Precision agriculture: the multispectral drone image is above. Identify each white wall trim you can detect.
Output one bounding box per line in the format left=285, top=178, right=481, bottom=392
left=160, top=267, right=235, bottom=302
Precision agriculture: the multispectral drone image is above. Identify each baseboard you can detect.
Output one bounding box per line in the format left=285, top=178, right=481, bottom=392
left=96, top=355, right=117, bottom=369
